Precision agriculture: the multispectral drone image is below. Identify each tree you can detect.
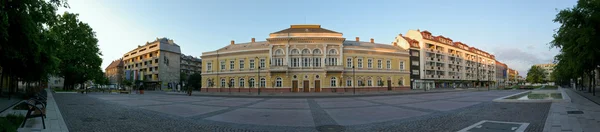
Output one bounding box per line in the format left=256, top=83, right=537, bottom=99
left=186, top=73, right=201, bottom=96
left=51, top=12, right=103, bottom=91
left=526, top=66, right=547, bottom=84
left=550, top=0, right=600, bottom=95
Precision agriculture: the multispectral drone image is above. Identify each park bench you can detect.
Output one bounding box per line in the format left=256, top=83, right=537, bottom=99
left=20, top=98, right=46, bottom=129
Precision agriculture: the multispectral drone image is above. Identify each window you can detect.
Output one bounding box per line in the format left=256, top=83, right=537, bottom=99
left=377, top=60, right=382, bottom=69
left=229, top=79, right=235, bottom=88
left=207, top=63, right=212, bottom=71
left=400, top=61, right=405, bottom=70
left=221, top=79, right=226, bottom=87
left=276, top=77, right=282, bottom=87
left=347, top=58, right=353, bottom=68
left=275, top=49, right=284, bottom=55
left=412, top=70, right=420, bottom=75
left=291, top=49, right=300, bottom=55
left=274, top=58, right=283, bottom=66
left=313, top=58, right=321, bottom=67
left=357, top=59, right=363, bottom=68
left=327, top=57, right=337, bottom=66
left=387, top=60, right=391, bottom=69
left=346, top=79, right=352, bottom=87
left=239, top=59, right=244, bottom=69
left=367, top=79, right=372, bottom=86
left=398, top=78, right=404, bottom=86
left=292, top=58, right=299, bottom=67
left=220, top=61, right=225, bottom=70
left=412, top=60, right=419, bottom=66
left=230, top=60, right=235, bottom=70
left=250, top=59, right=255, bottom=69
left=249, top=78, right=255, bottom=88
left=411, top=51, right=419, bottom=56
left=330, top=77, right=337, bottom=87
left=313, top=49, right=321, bottom=54
left=328, top=49, right=337, bottom=55
left=302, top=49, right=310, bottom=54
left=260, top=78, right=266, bottom=88
left=368, top=59, right=373, bottom=68
left=358, top=80, right=363, bottom=86
left=239, top=78, right=245, bottom=88
left=303, top=58, right=309, bottom=67
left=260, top=59, right=265, bottom=69
left=155, top=59, right=158, bottom=63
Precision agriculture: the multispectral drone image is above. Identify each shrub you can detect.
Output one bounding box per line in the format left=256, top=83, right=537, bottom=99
left=0, top=114, right=25, bottom=132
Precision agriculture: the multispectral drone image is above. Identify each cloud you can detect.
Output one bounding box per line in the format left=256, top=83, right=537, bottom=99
left=493, top=48, right=554, bottom=76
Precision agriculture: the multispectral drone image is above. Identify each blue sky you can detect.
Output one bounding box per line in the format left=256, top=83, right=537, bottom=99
left=59, top=0, right=576, bottom=75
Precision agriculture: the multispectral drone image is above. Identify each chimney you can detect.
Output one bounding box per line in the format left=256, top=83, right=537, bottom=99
left=251, top=38, right=255, bottom=43
left=399, top=33, right=403, bottom=36
left=230, top=40, right=235, bottom=45
left=393, top=42, right=397, bottom=46
left=355, top=37, right=360, bottom=42
left=370, top=38, right=374, bottom=43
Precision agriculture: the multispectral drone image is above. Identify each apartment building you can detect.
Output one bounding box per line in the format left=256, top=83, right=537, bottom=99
left=123, top=38, right=181, bottom=89
left=534, top=63, right=556, bottom=82
left=495, top=61, right=508, bottom=88
left=201, top=25, right=410, bottom=93
left=181, top=54, right=202, bottom=75
left=105, top=59, right=124, bottom=85
left=508, top=68, right=518, bottom=85
left=396, top=30, right=496, bottom=89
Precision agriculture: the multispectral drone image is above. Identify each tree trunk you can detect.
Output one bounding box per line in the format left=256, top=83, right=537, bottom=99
left=0, top=69, right=4, bottom=96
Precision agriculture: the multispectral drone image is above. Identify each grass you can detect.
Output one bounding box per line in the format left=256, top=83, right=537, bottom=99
left=506, top=92, right=529, bottom=99
left=551, top=93, right=563, bottom=99
left=0, top=114, right=25, bottom=132
left=527, top=93, right=550, bottom=99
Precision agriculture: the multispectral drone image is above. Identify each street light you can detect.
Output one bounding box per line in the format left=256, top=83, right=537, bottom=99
left=256, top=56, right=261, bottom=95
left=353, top=56, right=357, bottom=95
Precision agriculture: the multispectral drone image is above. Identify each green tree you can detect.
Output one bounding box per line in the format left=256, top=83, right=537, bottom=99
left=51, top=12, right=103, bottom=90
left=526, top=66, right=547, bottom=84
left=186, top=73, right=201, bottom=96
left=550, top=0, right=600, bottom=94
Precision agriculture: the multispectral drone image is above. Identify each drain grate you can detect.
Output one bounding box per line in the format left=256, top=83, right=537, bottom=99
left=567, top=111, right=584, bottom=114
left=316, top=125, right=345, bottom=132
left=458, top=120, right=529, bottom=132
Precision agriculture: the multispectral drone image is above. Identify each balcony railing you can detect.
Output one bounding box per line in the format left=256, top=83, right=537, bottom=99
left=270, top=65, right=288, bottom=72
left=325, top=65, right=344, bottom=71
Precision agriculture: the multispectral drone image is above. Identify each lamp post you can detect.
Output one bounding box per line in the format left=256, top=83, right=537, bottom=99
left=423, top=69, right=427, bottom=92
left=257, top=65, right=261, bottom=95
left=353, top=66, right=356, bottom=95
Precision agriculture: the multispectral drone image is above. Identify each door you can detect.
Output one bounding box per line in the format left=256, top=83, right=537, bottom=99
left=315, top=80, right=321, bottom=92
left=387, top=80, right=392, bottom=91
left=303, top=80, right=310, bottom=92
left=292, top=80, right=298, bottom=92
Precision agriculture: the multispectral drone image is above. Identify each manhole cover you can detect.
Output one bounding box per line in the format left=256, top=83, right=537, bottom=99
left=458, top=120, right=529, bottom=132
left=316, top=125, right=345, bottom=132
left=567, top=111, right=584, bottom=114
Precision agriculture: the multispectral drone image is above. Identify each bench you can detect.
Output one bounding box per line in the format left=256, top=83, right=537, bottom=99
left=20, top=99, right=46, bottom=129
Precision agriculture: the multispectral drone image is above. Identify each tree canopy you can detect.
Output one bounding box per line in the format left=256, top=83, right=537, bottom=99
left=526, top=66, right=546, bottom=84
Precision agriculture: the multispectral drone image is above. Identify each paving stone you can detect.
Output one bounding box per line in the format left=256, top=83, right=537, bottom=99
left=324, top=106, right=429, bottom=125
left=111, top=100, right=171, bottom=106
left=140, top=104, right=228, bottom=117
left=317, top=100, right=378, bottom=108
left=399, top=100, right=480, bottom=111
left=206, top=108, right=314, bottom=126
left=370, top=98, right=426, bottom=105
left=314, top=98, right=357, bottom=102
left=191, top=100, right=255, bottom=107
left=247, top=102, right=309, bottom=109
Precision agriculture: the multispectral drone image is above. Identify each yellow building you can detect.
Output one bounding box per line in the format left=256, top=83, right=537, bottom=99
left=201, top=25, right=410, bottom=92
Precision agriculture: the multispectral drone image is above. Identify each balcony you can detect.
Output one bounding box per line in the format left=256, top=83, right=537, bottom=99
left=325, top=65, right=343, bottom=71
left=270, top=65, right=288, bottom=72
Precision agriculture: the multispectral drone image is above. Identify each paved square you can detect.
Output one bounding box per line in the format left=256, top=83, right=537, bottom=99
left=140, top=104, right=227, bottom=117
left=192, top=100, right=256, bottom=107
left=153, top=97, right=207, bottom=102
left=399, top=100, right=480, bottom=111
left=317, top=101, right=378, bottom=108
left=93, top=96, right=136, bottom=101
left=372, top=98, right=427, bottom=105
left=314, top=98, right=357, bottom=102
left=448, top=96, right=498, bottom=102
left=324, top=106, right=429, bottom=125
left=247, top=102, right=309, bottom=109
left=207, top=108, right=314, bottom=126
left=221, top=98, right=263, bottom=102
left=264, top=99, right=307, bottom=103
left=111, top=100, right=172, bottom=106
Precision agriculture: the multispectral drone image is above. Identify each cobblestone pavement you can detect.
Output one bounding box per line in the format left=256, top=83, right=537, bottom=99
left=55, top=90, right=552, bottom=132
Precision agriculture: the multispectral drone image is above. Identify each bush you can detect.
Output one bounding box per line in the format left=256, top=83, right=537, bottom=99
left=0, top=114, right=25, bottom=132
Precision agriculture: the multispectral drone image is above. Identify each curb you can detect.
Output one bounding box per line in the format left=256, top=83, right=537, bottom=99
left=568, top=88, right=600, bottom=106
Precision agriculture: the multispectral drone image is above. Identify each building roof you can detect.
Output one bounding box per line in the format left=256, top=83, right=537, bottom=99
left=206, top=41, right=270, bottom=54
left=271, top=25, right=341, bottom=34
left=343, top=41, right=407, bottom=53
left=402, top=36, right=420, bottom=48
left=105, top=59, right=123, bottom=70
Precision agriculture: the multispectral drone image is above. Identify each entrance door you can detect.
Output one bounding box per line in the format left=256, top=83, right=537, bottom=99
left=292, top=80, right=298, bottom=92
left=303, top=80, right=310, bottom=92
left=315, top=80, right=321, bottom=92
left=387, top=80, right=392, bottom=91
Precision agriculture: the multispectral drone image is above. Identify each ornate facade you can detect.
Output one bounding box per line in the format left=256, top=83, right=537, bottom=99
left=201, top=25, right=410, bottom=92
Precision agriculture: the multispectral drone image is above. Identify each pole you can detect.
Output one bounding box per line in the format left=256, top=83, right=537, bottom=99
left=353, top=66, right=356, bottom=95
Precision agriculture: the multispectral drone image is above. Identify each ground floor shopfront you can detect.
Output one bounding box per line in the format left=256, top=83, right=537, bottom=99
left=201, top=70, right=411, bottom=93
left=411, top=79, right=495, bottom=89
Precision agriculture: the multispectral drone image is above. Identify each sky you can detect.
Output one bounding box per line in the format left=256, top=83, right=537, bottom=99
left=58, top=0, right=577, bottom=76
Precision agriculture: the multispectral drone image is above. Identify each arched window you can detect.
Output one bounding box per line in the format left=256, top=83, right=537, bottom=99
left=302, top=49, right=310, bottom=54
left=346, top=78, right=352, bottom=87
left=291, top=49, right=300, bottom=55
left=229, top=79, right=235, bottom=88
left=239, top=78, right=245, bottom=88
left=207, top=79, right=213, bottom=87
left=330, top=77, right=337, bottom=87
left=367, top=78, right=373, bottom=86
left=260, top=78, right=266, bottom=88
left=276, top=77, right=282, bottom=87
left=328, top=49, right=337, bottom=55
left=274, top=49, right=284, bottom=55
left=313, top=49, right=322, bottom=54
left=221, top=79, right=226, bottom=87
left=249, top=78, right=255, bottom=88
left=398, top=77, right=404, bottom=86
